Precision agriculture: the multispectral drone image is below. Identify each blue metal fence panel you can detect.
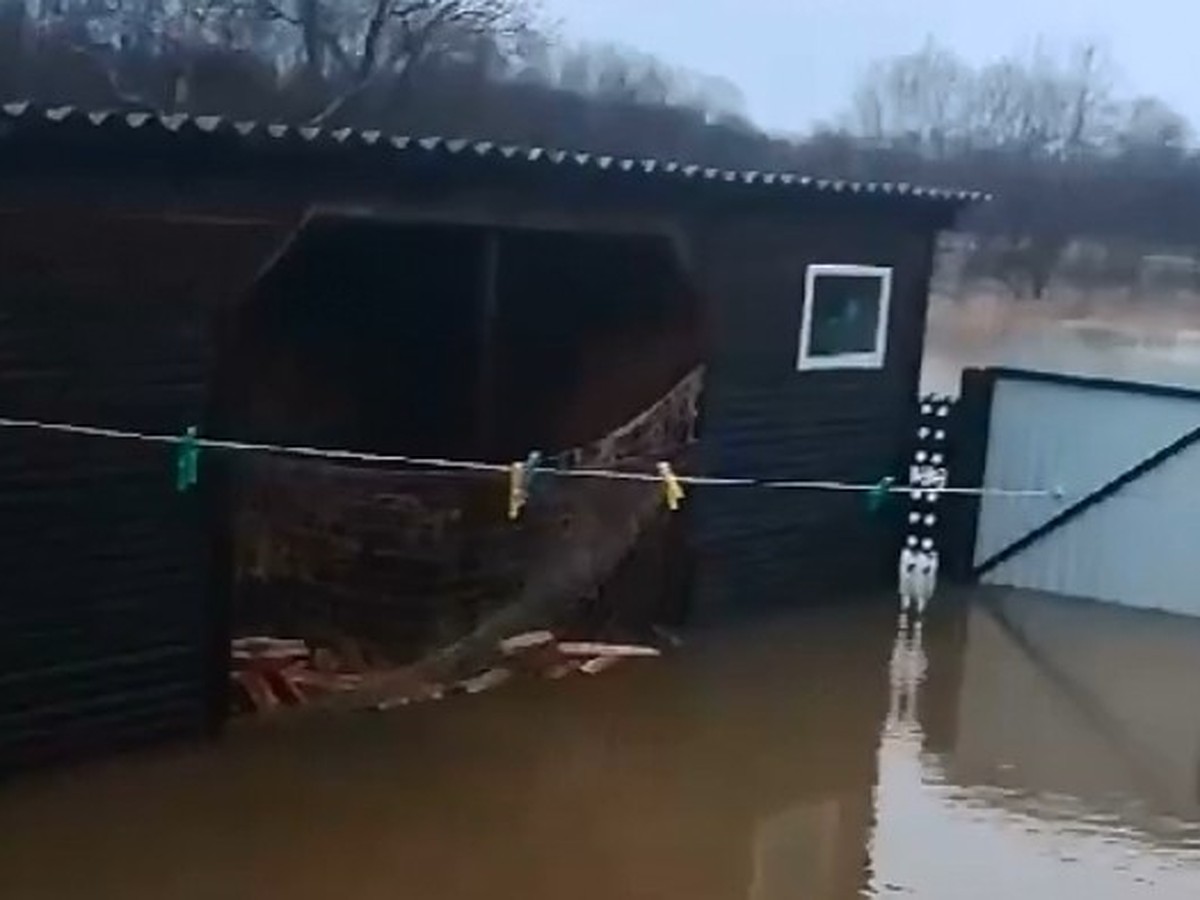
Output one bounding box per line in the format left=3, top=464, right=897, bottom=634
left=975, top=372, right=1200, bottom=616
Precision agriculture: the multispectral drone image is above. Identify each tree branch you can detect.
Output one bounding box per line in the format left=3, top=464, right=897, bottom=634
left=356, top=0, right=393, bottom=82
left=62, top=41, right=156, bottom=109
left=300, top=0, right=528, bottom=124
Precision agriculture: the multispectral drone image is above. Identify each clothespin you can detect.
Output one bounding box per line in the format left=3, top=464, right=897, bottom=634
left=657, top=461, right=686, bottom=511
left=508, top=451, right=542, bottom=520
left=867, top=475, right=895, bottom=514
left=175, top=425, right=200, bottom=493
left=524, top=451, right=543, bottom=488
left=507, top=462, right=524, bottom=520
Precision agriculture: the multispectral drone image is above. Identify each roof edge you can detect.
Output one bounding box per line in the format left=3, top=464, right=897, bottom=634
left=0, top=100, right=993, bottom=206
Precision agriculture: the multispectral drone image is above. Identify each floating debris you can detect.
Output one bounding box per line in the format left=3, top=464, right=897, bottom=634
left=235, top=629, right=669, bottom=716
left=498, top=630, right=556, bottom=655
left=556, top=642, right=661, bottom=659
left=231, top=636, right=365, bottom=714
left=233, top=670, right=281, bottom=713
left=231, top=636, right=308, bottom=662
left=579, top=656, right=623, bottom=676
left=373, top=683, right=445, bottom=712
left=457, top=667, right=513, bottom=695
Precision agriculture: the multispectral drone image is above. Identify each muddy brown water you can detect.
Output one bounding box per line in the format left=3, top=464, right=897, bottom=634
left=922, top=314, right=1200, bottom=396
left=3, top=588, right=1200, bottom=898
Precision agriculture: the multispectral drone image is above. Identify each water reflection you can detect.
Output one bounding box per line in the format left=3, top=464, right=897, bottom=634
left=3, top=593, right=1200, bottom=898
left=870, top=590, right=1200, bottom=898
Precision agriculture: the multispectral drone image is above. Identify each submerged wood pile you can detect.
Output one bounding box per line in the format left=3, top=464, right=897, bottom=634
left=231, top=636, right=364, bottom=713
left=230, top=630, right=664, bottom=715
left=230, top=366, right=704, bottom=667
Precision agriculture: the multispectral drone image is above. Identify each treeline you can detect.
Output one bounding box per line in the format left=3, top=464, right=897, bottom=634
left=4, top=3, right=1200, bottom=299
left=838, top=41, right=1200, bottom=298
left=0, top=1, right=777, bottom=164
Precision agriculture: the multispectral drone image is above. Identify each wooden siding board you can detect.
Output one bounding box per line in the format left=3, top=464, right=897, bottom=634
left=0, top=213, right=285, bottom=769
left=0, top=445, right=212, bottom=770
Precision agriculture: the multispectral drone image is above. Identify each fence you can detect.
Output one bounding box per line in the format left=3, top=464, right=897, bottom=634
left=953, top=368, right=1200, bottom=617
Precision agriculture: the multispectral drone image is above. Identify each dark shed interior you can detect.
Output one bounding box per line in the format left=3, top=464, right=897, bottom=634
left=216, top=221, right=487, bottom=454
left=215, top=217, right=701, bottom=460
left=213, top=215, right=704, bottom=662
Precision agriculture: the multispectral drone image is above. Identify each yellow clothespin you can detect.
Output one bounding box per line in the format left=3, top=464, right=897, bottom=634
left=508, top=461, right=527, bottom=520
left=508, top=451, right=542, bottom=520
left=657, top=461, right=686, bottom=511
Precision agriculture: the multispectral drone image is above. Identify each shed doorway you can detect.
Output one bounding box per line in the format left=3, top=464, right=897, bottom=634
left=208, top=215, right=705, bottom=679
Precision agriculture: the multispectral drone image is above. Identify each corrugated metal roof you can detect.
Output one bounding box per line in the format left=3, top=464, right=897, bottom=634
left=0, top=101, right=990, bottom=206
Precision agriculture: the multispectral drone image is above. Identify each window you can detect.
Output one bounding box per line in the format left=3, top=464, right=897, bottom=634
left=796, top=264, right=892, bottom=371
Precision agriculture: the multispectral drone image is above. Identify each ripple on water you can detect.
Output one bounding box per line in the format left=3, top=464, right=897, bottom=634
left=870, top=597, right=1200, bottom=899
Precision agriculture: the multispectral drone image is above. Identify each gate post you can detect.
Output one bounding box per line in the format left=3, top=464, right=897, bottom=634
left=945, top=368, right=996, bottom=582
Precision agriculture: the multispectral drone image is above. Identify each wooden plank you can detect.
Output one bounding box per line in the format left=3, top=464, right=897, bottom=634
left=556, top=642, right=660, bottom=659
left=498, top=631, right=556, bottom=655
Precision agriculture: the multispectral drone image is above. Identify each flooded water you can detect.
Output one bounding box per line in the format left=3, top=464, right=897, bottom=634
left=3, top=589, right=1200, bottom=898
left=922, top=313, right=1200, bottom=396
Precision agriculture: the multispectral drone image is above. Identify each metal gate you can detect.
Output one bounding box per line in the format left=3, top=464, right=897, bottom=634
left=958, top=368, right=1200, bottom=617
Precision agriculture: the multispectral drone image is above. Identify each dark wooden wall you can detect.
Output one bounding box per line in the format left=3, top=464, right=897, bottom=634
left=688, top=208, right=938, bottom=617
left=0, top=209, right=288, bottom=768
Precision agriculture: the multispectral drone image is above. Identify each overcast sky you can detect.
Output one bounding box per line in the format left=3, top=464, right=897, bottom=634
left=547, top=0, right=1199, bottom=134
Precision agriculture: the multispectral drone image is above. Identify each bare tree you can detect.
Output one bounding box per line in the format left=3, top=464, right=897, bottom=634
left=969, top=58, right=1057, bottom=154
left=848, top=40, right=1124, bottom=159
left=27, top=0, right=287, bottom=108
left=842, top=39, right=1195, bottom=299
left=541, top=41, right=745, bottom=121
left=262, top=0, right=537, bottom=122
left=24, top=0, right=536, bottom=119
left=1121, top=96, right=1190, bottom=153
left=1060, top=42, right=1119, bottom=154
left=12, top=6, right=1200, bottom=297
left=850, top=39, right=972, bottom=156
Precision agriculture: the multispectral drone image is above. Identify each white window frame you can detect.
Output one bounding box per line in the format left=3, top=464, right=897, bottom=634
left=796, top=263, right=893, bottom=372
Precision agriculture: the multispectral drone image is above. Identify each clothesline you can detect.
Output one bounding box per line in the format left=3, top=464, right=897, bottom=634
left=0, top=415, right=1058, bottom=499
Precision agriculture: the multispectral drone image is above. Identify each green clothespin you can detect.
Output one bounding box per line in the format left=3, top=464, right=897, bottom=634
left=175, top=425, right=200, bottom=493
left=867, top=475, right=895, bottom=514
left=523, top=451, right=543, bottom=496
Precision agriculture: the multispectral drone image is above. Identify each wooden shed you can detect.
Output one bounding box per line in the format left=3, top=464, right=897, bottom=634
left=0, top=102, right=982, bottom=766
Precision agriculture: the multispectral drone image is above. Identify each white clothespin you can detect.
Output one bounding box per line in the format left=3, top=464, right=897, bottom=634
left=913, top=538, right=939, bottom=615
left=898, top=537, right=919, bottom=614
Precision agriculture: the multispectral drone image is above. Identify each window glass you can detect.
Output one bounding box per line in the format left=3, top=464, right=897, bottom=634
left=798, top=265, right=891, bottom=370
left=808, top=274, right=884, bottom=357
